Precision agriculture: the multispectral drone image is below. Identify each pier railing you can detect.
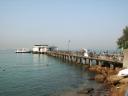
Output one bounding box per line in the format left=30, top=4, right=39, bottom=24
left=46, top=51, right=123, bottom=68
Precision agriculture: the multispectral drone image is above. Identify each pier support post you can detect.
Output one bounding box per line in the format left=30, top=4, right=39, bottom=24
left=86, top=59, right=90, bottom=64
left=71, top=56, right=73, bottom=63
left=98, top=61, right=102, bottom=66
left=89, top=59, right=92, bottom=66
left=72, top=56, right=75, bottom=63
left=77, top=57, right=80, bottom=64
left=64, top=55, right=66, bottom=60
left=68, top=55, right=71, bottom=62
left=80, top=58, right=82, bottom=64
left=76, top=57, right=79, bottom=64
left=84, top=58, right=86, bottom=64
left=96, top=60, right=99, bottom=65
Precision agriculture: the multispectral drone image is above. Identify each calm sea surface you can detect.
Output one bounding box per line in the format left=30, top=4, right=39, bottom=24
left=0, top=50, right=99, bottom=96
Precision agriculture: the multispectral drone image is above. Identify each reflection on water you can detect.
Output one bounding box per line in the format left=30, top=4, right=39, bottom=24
left=33, top=54, right=47, bottom=64
left=0, top=51, right=98, bottom=96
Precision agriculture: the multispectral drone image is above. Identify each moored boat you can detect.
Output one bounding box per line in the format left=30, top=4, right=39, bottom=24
left=16, top=48, right=31, bottom=53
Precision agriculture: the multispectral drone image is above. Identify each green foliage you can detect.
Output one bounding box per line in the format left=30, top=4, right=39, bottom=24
left=117, top=26, right=128, bottom=49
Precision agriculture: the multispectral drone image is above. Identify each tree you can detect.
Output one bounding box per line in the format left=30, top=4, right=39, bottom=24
left=117, top=26, right=128, bottom=49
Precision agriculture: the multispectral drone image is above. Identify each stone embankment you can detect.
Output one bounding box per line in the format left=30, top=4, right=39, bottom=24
left=88, top=66, right=128, bottom=96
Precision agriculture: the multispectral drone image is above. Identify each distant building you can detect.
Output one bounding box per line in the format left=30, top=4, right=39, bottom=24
left=48, top=46, right=58, bottom=51
left=32, top=45, right=48, bottom=53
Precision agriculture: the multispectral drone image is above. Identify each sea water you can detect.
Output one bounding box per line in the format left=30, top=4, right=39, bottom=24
left=0, top=50, right=99, bottom=96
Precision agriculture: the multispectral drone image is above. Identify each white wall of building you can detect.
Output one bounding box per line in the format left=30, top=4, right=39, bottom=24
left=33, top=47, right=39, bottom=52
left=40, top=47, right=48, bottom=53
left=32, top=45, right=48, bottom=53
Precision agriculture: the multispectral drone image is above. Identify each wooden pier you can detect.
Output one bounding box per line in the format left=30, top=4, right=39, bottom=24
left=46, top=51, right=123, bottom=68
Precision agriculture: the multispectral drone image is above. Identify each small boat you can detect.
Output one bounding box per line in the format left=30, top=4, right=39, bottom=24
left=16, top=48, right=31, bottom=53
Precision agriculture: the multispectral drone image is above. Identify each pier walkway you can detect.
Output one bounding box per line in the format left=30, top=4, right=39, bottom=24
left=46, top=51, right=123, bottom=68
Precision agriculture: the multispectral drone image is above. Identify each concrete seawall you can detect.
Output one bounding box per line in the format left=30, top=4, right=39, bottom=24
left=123, top=49, right=128, bottom=68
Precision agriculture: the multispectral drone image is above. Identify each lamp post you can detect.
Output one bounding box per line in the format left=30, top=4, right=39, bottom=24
left=68, top=40, right=70, bottom=52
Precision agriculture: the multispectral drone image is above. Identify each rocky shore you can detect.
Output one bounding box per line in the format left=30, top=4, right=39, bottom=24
left=60, top=64, right=128, bottom=96
left=88, top=65, right=128, bottom=96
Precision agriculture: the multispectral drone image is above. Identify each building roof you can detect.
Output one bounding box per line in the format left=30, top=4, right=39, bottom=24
left=34, top=45, right=48, bottom=46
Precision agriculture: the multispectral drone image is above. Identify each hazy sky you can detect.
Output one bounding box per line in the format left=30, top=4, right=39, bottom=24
left=0, top=0, right=128, bottom=50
